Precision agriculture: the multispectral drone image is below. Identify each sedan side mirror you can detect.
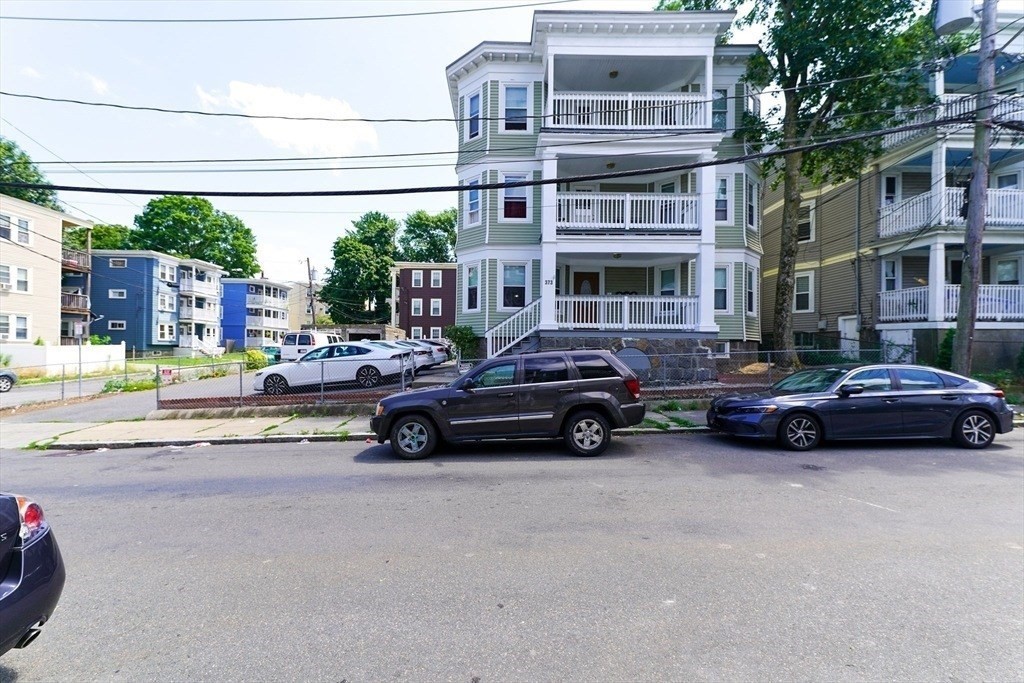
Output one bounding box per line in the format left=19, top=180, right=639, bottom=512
left=459, top=377, right=476, bottom=392
left=839, top=384, right=864, bottom=396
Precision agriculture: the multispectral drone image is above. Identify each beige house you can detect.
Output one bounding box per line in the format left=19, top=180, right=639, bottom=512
left=0, top=195, right=93, bottom=345
left=286, top=281, right=328, bottom=330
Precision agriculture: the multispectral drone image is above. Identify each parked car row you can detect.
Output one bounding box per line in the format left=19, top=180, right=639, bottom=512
left=369, top=357, right=1014, bottom=459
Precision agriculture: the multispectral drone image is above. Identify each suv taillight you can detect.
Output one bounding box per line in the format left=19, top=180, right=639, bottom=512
left=624, top=377, right=641, bottom=400
left=16, top=495, right=49, bottom=547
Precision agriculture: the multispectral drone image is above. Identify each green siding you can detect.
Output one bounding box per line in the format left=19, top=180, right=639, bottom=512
left=486, top=81, right=542, bottom=156
left=714, top=262, right=746, bottom=339
left=457, top=83, right=489, bottom=166
left=488, top=169, right=541, bottom=245
left=605, top=267, right=647, bottom=294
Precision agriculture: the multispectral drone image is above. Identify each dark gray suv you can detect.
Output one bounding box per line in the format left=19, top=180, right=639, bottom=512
left=370, top=350, right=646, bottom=459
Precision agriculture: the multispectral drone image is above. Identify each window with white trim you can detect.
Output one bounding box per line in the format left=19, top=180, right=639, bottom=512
left=658, top=267, right=677, bottom=296
left=501, top=173, right=529, bottom=220
left=15, top=267, right=28, bottom=292
left=430, top=270, right=442, bottom=288
left=0, top=314, right=29, bottom=341
left=715, top=177, right=730, bottom=222
left=109, top=289, right=127, bottom=299
left=411, top=298, right=423, bottom=316
left=996, top=173, right=1019, bottom=189
left=714, top=266, right=730, bottom=312
left=430, top=299, right=442, bottom=316
left=712, top=88, right=728, bottom=130
left=503, top=84, right=529, bottom=132
left=882, top=259, right=899, bottom=291
left=746, top=179, right=757, bottom=230
left=466, top=179, right=481, bottom=226
left=0, top=214, right=10, bottom=242
left=794, top=272, right=814, bottom=312
left=710, top=341, right=730, bottom=358
left=16, top=218, right=28, bottom=244
left=882, top=175, right=899, bottom=206
left=411, top=326, right=423, bottom=339
left=797, top=201, right=815, bottom=243
left=430, top=327, right=442, bottom=339
left=745, top=266, right=758, bottom=316
left=158, top=263, right=177, bottom=282
left=158, top=293, right=176, bottom=312
left=412, top=270, right=423, bottom=288
left=464, top=263, right=480, bottom=312
left=995, top=258, right=1020, bottom=285
left=0, top=265, right=8, bottom=287
left=157, top=323, right=175, bottom=341
left=467, top=92, right=481, bottom=140
left=109, top=258, right=127, bottom=268
left=500, top=262, right=528, bottom=309
left=108, top=320, right=127, bottom=331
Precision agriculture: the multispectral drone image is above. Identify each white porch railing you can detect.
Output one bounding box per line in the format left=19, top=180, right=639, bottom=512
left=884, top=94, right=1024, bottom=148
left=879, top=187, right=1024, bottom=237
left=945, top=284, right=1024, bottom=321
left=878, top=286, right=930, bottom=322
left=179, top=278, right=220, bottom=297
left=486, top=298, right=541, bottom=357
left=556, top=192, right=700, bottom=232
left=246, top=294, right=286, bottom=307
left=551, top=92, right=706, bottom=130
left=180, top=306, right=220, bottom=323
left=556, top=295, right=699, bottom=331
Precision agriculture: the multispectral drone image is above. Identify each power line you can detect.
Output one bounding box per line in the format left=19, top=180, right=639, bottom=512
left=0, top=114, right=997, bottom=199
left=0, top=0, right=579, bottom=24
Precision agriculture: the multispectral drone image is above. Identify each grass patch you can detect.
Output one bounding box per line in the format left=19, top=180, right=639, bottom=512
left=641, top=418, right=669, bottom=430
left=655, top=400, right=684, bottom=412
left=260, top=424, right=279, bottom=434
left=101, top=378, right=158, bottom=393
left=128, top=353, right=248, bottom=368
left=667, top=416, right=697, bottom=428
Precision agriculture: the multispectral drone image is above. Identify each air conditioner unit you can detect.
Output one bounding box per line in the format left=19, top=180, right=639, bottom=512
left=0, top=283, right=10, bottom=291
left=0, top=333, right=8, bottom=340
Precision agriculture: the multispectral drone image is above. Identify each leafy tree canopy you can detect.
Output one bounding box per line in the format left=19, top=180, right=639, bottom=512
left=321, top=211, right=400, bottom=324
left=0, top=136, right=62, bottom=211
left=64, top=223, right=133, bottom=251
left=398, top=208, right=457, bottom=263
left=131, top=196, right=260, bottom=277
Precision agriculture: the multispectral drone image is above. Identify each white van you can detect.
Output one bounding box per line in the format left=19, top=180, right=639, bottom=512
left=280, top=331, right=343, bottom=361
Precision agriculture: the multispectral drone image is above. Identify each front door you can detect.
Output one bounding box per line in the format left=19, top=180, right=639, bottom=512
left=837, top=316, right=859, bottom=359
left=445, top=359, right=520, bottom=438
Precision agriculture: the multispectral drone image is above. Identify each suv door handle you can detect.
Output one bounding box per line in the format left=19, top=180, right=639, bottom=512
left=883, top=398, right=900, bottom=404
left=558, top=387, right=575, bottom=393
left=940, top=394, right=959, bottom=401
left=497, top=392, right=515, bottom=398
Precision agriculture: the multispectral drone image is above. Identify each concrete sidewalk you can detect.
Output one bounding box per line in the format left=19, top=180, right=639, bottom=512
left=4, top=407, right=711, bottom=450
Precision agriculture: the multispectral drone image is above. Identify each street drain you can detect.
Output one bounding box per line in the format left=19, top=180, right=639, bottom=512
left=800, top=464, right=825, bottom=470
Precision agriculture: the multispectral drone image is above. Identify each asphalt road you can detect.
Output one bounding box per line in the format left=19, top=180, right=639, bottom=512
left=1, top=432, right=1021, bottom=681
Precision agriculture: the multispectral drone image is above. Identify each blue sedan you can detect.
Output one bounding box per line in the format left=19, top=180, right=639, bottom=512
left=707, top=364, right=1014, bottom=451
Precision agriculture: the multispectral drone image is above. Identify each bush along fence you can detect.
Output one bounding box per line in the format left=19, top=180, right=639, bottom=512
left=153, top=343, right=916, bottom=409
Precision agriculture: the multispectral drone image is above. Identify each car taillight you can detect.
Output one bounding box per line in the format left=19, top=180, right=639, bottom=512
left=991, top=390, right=1005, bottom=399
left=16, top=496, right=49, bottom=546
left=624, top=377, right=641, bottom=400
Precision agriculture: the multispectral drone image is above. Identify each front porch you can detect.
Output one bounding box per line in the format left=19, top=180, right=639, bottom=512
left=878, top=284, right=1024, bottom=322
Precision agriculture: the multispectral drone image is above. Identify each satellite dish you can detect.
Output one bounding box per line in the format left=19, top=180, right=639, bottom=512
left=934, top=0, right=977, bottom=36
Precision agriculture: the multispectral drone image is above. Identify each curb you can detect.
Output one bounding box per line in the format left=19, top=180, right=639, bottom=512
left=46, top=426, right=712, bottom=451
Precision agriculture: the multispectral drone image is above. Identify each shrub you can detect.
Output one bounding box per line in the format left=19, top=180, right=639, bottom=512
left=102, top=377, right=158, bottom=393
left=443, top=325, right=478, bottom=361
left=0, top=353, right=10, bottom=367
left=89, top=334, right=112, bottom=345
left=243, top=348, right=268, bottom=371
left=935, top=329, right=955, bottom=370
left=975, top=370, right=1014, bottom=391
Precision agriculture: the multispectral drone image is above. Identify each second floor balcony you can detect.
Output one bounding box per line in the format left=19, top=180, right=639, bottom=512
left=879, top=187, right=1024, bottom=238
left=556, top=191, right=700, bottom=234
left=246, top=293, right=287, bottom=308
left=180, top=306, right=220, bottom=323
left=551, top=91, right=706, bottom=131
left=179, top=276, right=220, bottom=297
left=60, top=292, right=90, bottom=312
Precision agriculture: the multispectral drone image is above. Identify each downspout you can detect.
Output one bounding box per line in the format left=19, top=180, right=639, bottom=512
left=855, top=171, right=862, bottom=326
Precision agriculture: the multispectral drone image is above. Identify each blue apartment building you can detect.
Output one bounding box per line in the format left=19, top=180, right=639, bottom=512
left=221, top=278, right=291, bottom=350
left=90, top=250, right=226, bottom=356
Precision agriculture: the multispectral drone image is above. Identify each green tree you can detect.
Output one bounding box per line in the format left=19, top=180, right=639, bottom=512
left=657, top=0, right=955, bottom=364
left=398, top=208, right=457, bottom=263
left=0, top=136, right=62, bottom=211
left=131, top=196, right=259, bottom=277
left=321, top=212, right=400, bottom=324
left=64, top=223, right=132, bottom=250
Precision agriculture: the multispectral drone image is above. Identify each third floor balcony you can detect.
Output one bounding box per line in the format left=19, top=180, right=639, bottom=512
left=550, top=92, right=706, bottom=131
left=556, top=191, right=700, bottom=234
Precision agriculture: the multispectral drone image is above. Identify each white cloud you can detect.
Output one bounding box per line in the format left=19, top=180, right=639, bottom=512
left=73, top=71, right=109, bottom=95
left=256, top=242, right=320, bottom=283
left=195, top=81, right=378, bottom=156
left=19, top=66, right=42, bottom=79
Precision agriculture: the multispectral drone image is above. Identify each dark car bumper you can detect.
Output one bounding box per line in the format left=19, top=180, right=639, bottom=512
left=370, top=415, right=387, bottom=443
left=706, top=408, right=781, bottom=440
left=997, top=409, right=1015, bottom=434
left=620, top=402, right=646, bottom=427
left=0, top=529, right=66, bottom=656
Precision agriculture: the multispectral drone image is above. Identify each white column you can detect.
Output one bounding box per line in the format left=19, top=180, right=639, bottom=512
left=931, top=141, right=947, bottom=226
left=928, top=240, right=945, bottom=322
left=697, top=155, right=719, bottom=332
left=540, top=155, right=558, bottom=330
left=705, top=55, right=715, bottom=129
left=546, top=53, right=555, bottom=129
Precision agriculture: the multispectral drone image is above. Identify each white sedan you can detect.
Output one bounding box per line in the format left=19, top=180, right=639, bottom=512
left=253, top=343, right=414, bottom=395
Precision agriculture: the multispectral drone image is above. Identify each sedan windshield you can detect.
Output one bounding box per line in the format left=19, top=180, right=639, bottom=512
left=771, top=368, right=849, bottom=394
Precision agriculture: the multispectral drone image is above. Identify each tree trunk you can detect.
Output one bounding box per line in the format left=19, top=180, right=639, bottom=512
left=772, top=97, right=803, bottom=368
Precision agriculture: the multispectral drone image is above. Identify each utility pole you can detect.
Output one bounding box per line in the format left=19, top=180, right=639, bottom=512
left=951, top=0, right=996, bottom=376
left=306, top=257, right=316, bottom=327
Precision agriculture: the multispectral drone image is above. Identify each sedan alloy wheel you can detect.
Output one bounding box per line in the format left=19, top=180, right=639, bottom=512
left=356, top=365, right=382, bottom=388
left=954, top=410, right=995, bottom=449
left=263, top=374, right=289, bottom=396
left=779, top=413, right=821, bottom=451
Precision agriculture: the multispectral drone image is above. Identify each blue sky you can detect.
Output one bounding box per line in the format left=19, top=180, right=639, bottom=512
left=1, top=0, right=754, bottom=281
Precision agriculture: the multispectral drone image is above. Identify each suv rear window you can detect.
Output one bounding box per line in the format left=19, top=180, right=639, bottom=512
left=572, top=353, right=620, bottom=380
left=523, top=356, right=569, bottom=384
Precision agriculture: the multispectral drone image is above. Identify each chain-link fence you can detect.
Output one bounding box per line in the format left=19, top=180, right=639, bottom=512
left=155, top=356, right=416, bottom=410
left=0, top=358, right=147, bottom=407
